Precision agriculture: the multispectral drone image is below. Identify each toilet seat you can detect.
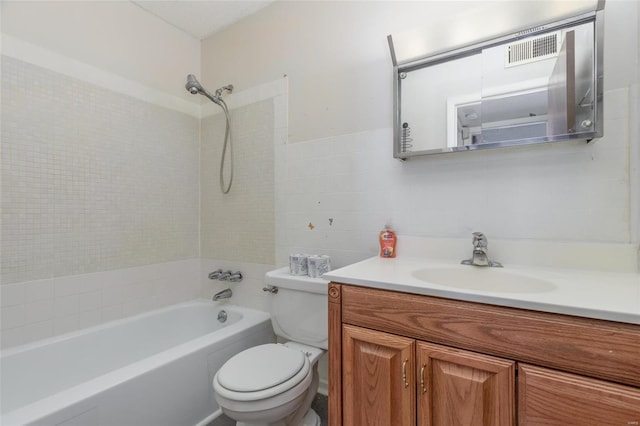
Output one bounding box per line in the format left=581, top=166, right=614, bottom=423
left=214, top=344, right=311, bottom=402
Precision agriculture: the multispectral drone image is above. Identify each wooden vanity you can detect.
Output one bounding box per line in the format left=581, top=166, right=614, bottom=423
left=328, top=283, right=640, bottom=426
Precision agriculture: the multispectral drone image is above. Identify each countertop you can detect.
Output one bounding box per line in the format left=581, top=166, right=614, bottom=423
left=323, top=256, right=640, bottom=325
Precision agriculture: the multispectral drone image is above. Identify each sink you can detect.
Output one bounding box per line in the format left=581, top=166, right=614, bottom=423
left=411, top=266, right=556, bottom=293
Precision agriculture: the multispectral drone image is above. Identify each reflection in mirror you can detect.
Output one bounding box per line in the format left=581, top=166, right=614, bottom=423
left=400, top=54, right=481, bottom=154
left=389, top=8, right=603, bottom=159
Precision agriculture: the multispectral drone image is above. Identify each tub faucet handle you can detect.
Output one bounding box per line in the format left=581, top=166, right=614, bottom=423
left=218, top=270, right=233, bottom=280
left=208, top=269, right=223, bottom=280
left=228, top=272, right=243, bottom=282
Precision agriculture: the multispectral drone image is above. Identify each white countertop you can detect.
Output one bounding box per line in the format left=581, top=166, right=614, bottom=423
left=323, top=256, right=640, bottom=325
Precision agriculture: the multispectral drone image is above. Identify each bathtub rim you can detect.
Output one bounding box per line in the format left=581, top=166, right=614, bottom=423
left=1, top=299, right=272, bottom=426
left=1, top=298, right=260, bottom=357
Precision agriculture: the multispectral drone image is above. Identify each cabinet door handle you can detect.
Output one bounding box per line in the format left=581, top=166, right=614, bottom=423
left=402, top=359, right=409, bottom=388
left=420, top=364, right=427, bottom=394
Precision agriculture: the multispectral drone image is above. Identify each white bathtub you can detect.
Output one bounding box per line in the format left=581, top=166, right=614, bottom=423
left=0, top=300, right=274, bottom=426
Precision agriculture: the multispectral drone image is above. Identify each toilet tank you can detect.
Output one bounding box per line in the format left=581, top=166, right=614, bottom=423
left=265, top=267, right=329, bottom=350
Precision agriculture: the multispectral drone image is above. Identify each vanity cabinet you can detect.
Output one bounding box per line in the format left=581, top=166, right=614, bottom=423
left=328, top=283, right=640, bottom=426
left=341, top=325, right=515, bottom=426
left=342, top=325, right=415, bottom=425
left=518, top=364, right=640, bottom=426
left=417, top=342, right=514, bottom=426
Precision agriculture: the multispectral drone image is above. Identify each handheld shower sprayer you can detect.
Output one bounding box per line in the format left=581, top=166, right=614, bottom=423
left=184, top=74, right=235, bottom=193
left=185, top=74, right=202, bottom=95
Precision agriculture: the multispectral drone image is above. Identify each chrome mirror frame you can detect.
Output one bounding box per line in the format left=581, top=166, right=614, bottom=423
left=388, top=6, right=604, bottom=160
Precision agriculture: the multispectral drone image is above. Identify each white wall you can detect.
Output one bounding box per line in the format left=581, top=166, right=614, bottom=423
left=202, top=1, right=490, bottom=143
left=201, top=0, right=639, bottom=270
left=1, top=1, right=200, bottom=100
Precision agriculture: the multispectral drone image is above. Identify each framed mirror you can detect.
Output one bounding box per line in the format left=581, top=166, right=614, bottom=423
left=389, top=6, right=604, bottom=159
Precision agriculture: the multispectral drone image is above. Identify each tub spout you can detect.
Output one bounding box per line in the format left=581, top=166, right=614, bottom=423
left=213, top=288, right=232, bottom=301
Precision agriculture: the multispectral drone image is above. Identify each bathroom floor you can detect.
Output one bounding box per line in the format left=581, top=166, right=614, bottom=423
left=208, top=393, right=328, bottom=426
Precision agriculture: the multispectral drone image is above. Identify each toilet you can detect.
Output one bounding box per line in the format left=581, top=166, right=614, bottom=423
left=213, top=267, right=328, bottom=426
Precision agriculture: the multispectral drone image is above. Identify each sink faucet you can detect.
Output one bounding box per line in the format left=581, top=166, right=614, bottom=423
left=213, top=288, right=233, bottom=301
left=461, top=232, right=503, bottom=267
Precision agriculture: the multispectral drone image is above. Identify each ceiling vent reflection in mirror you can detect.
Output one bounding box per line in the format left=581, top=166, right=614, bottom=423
left=506, top=32, right=561, bottom=67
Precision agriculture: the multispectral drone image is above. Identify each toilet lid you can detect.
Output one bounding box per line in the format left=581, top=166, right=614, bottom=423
left=217, top=344, right=308, bottom=392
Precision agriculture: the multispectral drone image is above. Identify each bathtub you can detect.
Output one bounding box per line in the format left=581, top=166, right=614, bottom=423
left=0, top=300, right=274, bottom=426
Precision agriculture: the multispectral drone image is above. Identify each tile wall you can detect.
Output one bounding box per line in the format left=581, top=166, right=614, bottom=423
left=276, top=88, right=634, bottom=270
left=200, top=100, right=275, bottom=265
left=1, top=55, right=200, bottom=348
left=1, top=57, right=200, bottom=284
left=0, top=259, right=200, bottom=349
left=199, top=78, right=288, bottom=313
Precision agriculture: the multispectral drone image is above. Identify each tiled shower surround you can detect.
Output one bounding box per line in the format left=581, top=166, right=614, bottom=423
left=1, top=56, right=200, bottom=284
left=1, top=57, right=201, bottom=348
left=1, top=53, right=285, bottom=349
left=200, top=99, right=275, bottom=265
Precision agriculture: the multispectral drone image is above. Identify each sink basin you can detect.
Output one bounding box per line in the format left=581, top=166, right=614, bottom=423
left=411, top=266, right=556, bottom=293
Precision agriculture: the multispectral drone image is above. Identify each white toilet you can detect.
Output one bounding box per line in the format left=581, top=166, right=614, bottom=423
left=213, top=267, right=328, bottom=426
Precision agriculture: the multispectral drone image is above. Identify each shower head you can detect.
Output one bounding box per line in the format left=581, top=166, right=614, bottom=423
left=185, top=74, right=203, bottom=95
left=184, top=74, right=233, bottom=107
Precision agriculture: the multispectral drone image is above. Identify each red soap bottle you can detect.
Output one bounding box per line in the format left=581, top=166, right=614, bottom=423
left=379, top=226, right=397, bottom=258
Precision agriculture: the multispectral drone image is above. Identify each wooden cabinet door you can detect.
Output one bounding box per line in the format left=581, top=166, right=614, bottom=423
left=417, top=341, right=515, bottom=426
left=342, top=324, right=416, bottom=426
left=519, top=364, right=640, bottom=426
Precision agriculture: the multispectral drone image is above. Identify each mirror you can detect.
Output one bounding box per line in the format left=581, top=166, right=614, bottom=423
left=390, top=9, right=603, bottom=159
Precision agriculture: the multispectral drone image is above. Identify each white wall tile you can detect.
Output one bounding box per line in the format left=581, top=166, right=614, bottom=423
left=77, top=310, right=102, bottom=330
left=54, top=315, right=79, bottom=335
left=101, top=284, right=124, bottom=308
left=21, top=321, right=53, bottom=345
left=200, top=99, right=275, bottom=265
left=1, top=56, right=199, bottom=285
left=275, top=87, right=636, bottom=270
left=0, top=327, right=25, bottom=349
left=24, top=299, right=53, bottom=324
left=101, top=305, right=123, bottom=323
left=0, top=259, right=200, bottom=349
left=23, top=279, right=55, bottom=303
left=78, top=290, right=102, bottom=312
left=1, top=283, right=25, bottom=307
left=54, top=295, right=79, bottom=318
left=54, top=277, right=82, bottom=298
left=1, top=305, right=25, bottom=330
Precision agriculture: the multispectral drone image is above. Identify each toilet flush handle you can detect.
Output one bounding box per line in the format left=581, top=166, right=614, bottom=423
left=262, top=285, right=278, bottom=294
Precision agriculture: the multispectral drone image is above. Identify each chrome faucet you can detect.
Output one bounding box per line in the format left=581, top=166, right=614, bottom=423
left=221, top=271, right=243, bottom=282
left=217, top=270, right=232, bottom=281
left=461, top=232, right=503, bottom=267
left=209, top=269, right=243, bottom=282
left=208, top=269, right=223, bottom=280
left=213, top=288, right=233, bottom=301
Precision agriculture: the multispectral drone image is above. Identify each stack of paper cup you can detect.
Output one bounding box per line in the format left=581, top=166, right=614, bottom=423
left=289, top=254, right=309, bottom=275
left=308, top=255, right=331, bottom=278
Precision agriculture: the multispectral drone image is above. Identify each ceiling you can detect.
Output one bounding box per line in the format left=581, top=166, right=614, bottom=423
left=132, top=1, right=276, bottom=40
